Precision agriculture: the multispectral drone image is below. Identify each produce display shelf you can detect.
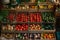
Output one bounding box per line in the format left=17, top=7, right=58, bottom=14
left=1, top=9, right=54, bottom=12
left=1, top=22, right=55, bottom=24
left=1, top=22, right=28, bottom=24
left=56, top=11, right=60, bottom=13
left=0, top=0, right=56, bottom=40
left=39, top=9, right=54, bottom=12
left=27, top=38, right=56, bottom=40
left=15, top=2, right=55, bottom=5
left=1, top=31, right=28, bottom=33
left=37, top=2, right=54, bottom=4
left=1, top=30, right=55, bottom=33
left=55, top=11, right=60, bottom=17
left=29, top=30, right=55, bottom=33
left=40, top=38, right=56, bottom=40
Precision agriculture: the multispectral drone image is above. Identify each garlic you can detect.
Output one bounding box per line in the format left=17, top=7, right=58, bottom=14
left=11, top=26, right=13, bottom=31
left=22, top=7, right=26, bottom=10
left=2, top=26, right=6, bottom=30
left=8, top=25, right=11, bottom=30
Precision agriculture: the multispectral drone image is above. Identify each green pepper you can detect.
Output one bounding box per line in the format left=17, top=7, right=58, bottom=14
left=0, top=10, right=9, bottom=17
left=0, top=16, right=3, bottom=21
left=2, top=17, right=7, bottom=22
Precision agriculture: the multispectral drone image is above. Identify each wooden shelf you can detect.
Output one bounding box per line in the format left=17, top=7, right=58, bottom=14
left=0, top=1, right=56, bottom=40
left=40, top=38, right=56, bottom=40
left=1, top=30, right=55, bottom=33
left=55, top=13, right=60, bottom=17
left=1, top=9, right=53, bottom=12
left=29, top=30, right=55, bottom=33
left=39, top=9, right=53, bottom=12
left=1, top=22, right=28, bottom=24
left=1, top=30, right=28, bottom=33
left=16, top=2, right=55, bottom=5
left=38, top=2, right=55, bottom=5
left=1, top=22, right=54, bottom=24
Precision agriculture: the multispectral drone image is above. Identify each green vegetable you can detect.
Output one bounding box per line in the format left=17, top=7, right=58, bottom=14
left=0, top=16, right=3, bottom=21
left=0, top=10, right=9, bottom=17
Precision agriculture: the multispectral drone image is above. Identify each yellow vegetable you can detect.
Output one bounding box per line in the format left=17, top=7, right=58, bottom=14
left=39, top=5, right=44, bottom=9
left=48, top=5, right=53, bottom=9
left=31, top=6, right=35, bottom=9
